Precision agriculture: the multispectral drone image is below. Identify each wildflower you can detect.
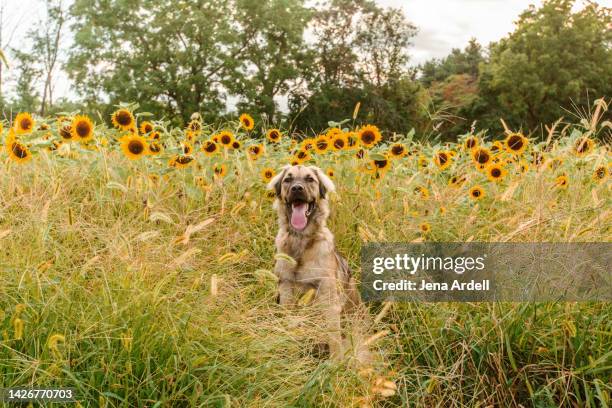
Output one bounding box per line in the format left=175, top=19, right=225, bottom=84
left=239, top=114, right=254, bottom=131
left=469, top=185, right=485, bottom=200
left=266, top=129, right=282, bottom=143
left=261, top=168, right=275, bottom=182
left=202, top=140, right=219, bottom=156
left=358, top=125, right=382, bottom=148
left=389, top=143, right=407, bottom=159
left=505, top=133, right=528, bottom=155
left=573, top=137, right=594, bottom=156
left=71, top=115, right=94, bottom=142
left=486, top=164, right=507, bottom=182
left=14, top=112, right=35, bottom=134
left=139, top=121, right=154, bottom=135
left=111, top=109, right=135, bottom=131
left=120, top=134, right=148, bottom=160
left=433, top=151, right=452, bottom=170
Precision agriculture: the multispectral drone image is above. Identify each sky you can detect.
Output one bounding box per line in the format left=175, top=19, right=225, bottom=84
left=3, top=0, right=552, bottom=101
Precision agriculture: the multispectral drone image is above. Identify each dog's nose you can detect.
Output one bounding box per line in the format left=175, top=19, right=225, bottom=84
left=291, top=184, right=304, bottom=193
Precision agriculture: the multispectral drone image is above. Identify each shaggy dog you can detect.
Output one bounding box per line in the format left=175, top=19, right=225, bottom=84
left=268, top=165, right=361, bottom=359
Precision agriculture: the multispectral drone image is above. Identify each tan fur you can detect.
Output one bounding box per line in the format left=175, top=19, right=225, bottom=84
left=268, top=165, right=361, bottom=359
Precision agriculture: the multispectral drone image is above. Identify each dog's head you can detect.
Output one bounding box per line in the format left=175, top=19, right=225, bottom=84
left=267, top=165, right=335, bottom=232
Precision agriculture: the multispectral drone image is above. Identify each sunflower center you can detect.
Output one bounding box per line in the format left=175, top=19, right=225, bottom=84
left=177, top=156, right=193, bottom=165
left=491, top=168, right=502, bottom=178
left=76, top=121, right=91, bottom=137
left=575, top=138, right=590, bottom=153
left=472, top=189, right=481, bottom=197
left=437, top=153, right=448, bottom=165
left=392, top=145, right=404, bottom=155
left=334, top=139, right=345, bottom=149
left=508, top=135, right=524, bottom=150
left=20, top=118, right=33, bottom=130
left=361, top=131, right=375, bottom=144
left=12, top=143, right=28, bottom=158
left=374, top=159, right=388, bottom=169
left=474, top=150, right=490, bottom=164
left=116, top=111, right=132, bottom=126
left=128, top=140, right=145, bottom=155
left=466, top=138, right=476, bottom=148
left=149, top=143, right=161, bottom=153
left=60, top=126, right=72, bottom=139
left=205, top=142, right=217, bottom=152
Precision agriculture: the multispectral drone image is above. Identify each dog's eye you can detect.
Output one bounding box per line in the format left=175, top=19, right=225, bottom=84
left=283, top=178, right=292, bottom=183
left=305, top=177, right=315, bottom=182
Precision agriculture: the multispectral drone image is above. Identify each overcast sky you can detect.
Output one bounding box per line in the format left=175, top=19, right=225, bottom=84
left=3, top=0, right=553, bottom=100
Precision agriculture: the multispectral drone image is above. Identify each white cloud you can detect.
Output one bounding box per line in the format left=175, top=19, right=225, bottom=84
left=376, top=0, right=545, bottom=64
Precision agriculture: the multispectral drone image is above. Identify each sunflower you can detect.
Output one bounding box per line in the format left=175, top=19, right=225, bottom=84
left=345, top=131, right=359, bottom=150
left=239, top=113, right=254, bottom=131
left=518, top=161, right=530, bottom=174
left=486, top=164, right=507, bottom=182
left=120, top=134, right=148, bottom=160
left=419, top=223, right=431, bottom=234
left=414, top=185, right=430, bottom=199
left=464, top=136, right=478, bottom=150
left=14, top=112, right=35, bottom=134
left=111, top=109, right=135, bottom=131
left=330, top=132, right=348, bottom=151
left=48, top=140, right=63, bottom=152
left=216, top=131, right=234, bottom=148
left=181, top=140, right=194, bottom=155
left=261, top=167, right=275, bottom=182
left=187, top=119, right=202, bottom=135
left=490, top=141, right=504, bottom=153
left=170, top=155, right=195, bottom=169
left=59, top=124, right=73, bottom=141
left=593, top=166, right=608, bottom=182
left=505, top=133, right=528, bottom=155
left=471, top=147, right=492, bottom=166
left=448, top=175, right=466, bottom=187
left=417, top=156, right=429, bottom=168
left=573, top=137, right=594, bottom=156
left=213, top=163, right=228, bottom=177
left=372, top=156, right=391, bottom=172
left=547, top=158, right=564, bottom=171
left=294, top=149, right=311, bottom=163
left=301, top=138, right=316, bottom=152
left=358, top=125, right=382, bottom=148
left=140, top=121, right=154, bottom=135
left=266, top=129, right=282, bottom=143
left=355, top=148, right=366, bottom=160
left=433, top=151, right=452, bottom=170
left=389, top=143, right=407, bottom=159
left=231, top=140, right=241, bottom=150
left=469, top=185, right=485, bottom=200
left=555, top=174, right=568, bottom=189
left=326, top=168, right=335, bottom=178
left=148, top=141, right=163, bottom=155
left=314, top=135, right=330, bottom=154
left=6, top=136, right=32, bottom=164
left=247, top=144, right=264, bottom=160
left=70, top=115, right=94, bottom=142
left=202, top=140, right=219, bottom=156
left=149, top=131, right=161, bottom=140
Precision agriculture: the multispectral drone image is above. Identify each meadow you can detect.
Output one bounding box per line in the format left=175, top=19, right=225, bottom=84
left=0, top=101, right=610, bottom=407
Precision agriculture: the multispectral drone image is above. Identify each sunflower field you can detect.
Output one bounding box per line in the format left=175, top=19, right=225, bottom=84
left=0, top=99, right=611, bottom=407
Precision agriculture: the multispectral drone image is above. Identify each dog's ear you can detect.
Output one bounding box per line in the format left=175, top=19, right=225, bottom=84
left=311, top=166, right=335, bottom=199
left=267, top=165, right=290, bottom=197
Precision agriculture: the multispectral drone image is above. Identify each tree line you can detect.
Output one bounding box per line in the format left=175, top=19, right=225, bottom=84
left=2, top=0, right=610, bottom=140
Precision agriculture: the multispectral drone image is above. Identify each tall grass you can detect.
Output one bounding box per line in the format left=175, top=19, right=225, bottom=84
left=0, top=108, right=610, bottom=406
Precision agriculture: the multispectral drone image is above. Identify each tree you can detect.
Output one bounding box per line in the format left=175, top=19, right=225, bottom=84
left=420, top=39, right=484, bottom=87
left=479, top=0, right=612, bottom=132
left=68, top=0, right=247, bottom=124
left=289, top=1, right=422, bottom=135
left=229, top=0, right=311, bottom=123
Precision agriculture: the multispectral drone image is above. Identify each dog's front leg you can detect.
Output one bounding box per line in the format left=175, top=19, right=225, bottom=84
left=274, top=260, right=295, bottom=306
left=317, top=280, right=344, bottom=360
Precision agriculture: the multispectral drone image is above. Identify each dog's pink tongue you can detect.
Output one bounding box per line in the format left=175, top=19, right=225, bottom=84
left=291, top=203, right=308, bottom=230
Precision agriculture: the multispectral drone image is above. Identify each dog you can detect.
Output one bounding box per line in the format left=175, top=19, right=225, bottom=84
left=267, top=165, right=362, bottom=359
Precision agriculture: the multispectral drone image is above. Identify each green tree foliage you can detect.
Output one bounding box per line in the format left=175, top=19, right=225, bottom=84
left=68, top=0, right=310, bottom=126
left=230, top=0, right=311, bottom=123
left=479, top=0, right=612, bottom=132
left=289, top=1, right=423, bottom=135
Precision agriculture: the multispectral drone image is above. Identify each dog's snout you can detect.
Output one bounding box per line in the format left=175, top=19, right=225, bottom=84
left=291, top=184, right=304, bottom=193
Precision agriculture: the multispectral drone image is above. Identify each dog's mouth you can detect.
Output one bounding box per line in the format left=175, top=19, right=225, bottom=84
left=287, top=199, right=315, bottom=231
